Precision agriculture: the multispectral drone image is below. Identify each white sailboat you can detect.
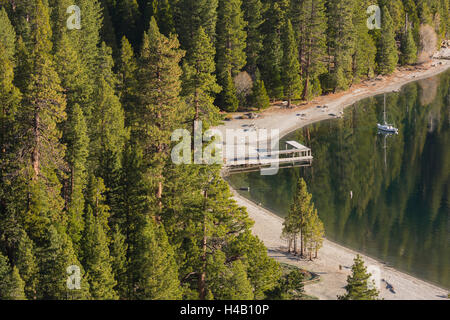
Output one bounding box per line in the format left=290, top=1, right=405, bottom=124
left=377, top=94, right=399, bottom=134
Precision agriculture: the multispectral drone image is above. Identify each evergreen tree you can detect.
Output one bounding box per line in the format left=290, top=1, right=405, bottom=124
left=0, top=8, right=16, bottom=62
left=400, top=25, right=417, bottom=65
left=291, top=0, right=328, bottom=99
left=216, top=0, right=247, bottom=77
left=13, top=229, right=38, bottom=299
left=0, top=42, right=21, bottom=162
left=217, top=71, right=239, bottom=112
left=36, top=225, right=89, bottom=300
left=20, top=0, right=67, bottom=238
left=226, top=231, right=281, bottom=299
left=281, top=19, right=302, bottom=108
left=216, top=0, right=246, bottom=111
left=260, top=2, right=284, bottom=99
left=182, top=27, right=221, bottom=128
left=338, top=255, right=380, bottom=300
left=112, top=0, right=141, bottom=47
left=110, top=224, right=128, bottom=298
left=131, top=217, right=181, bottom=300
left=377, top=6, right=399, bottom=75
left=7, top=266, right=26, bottom=300
left=136, top=17, right=185, bottom=212
left=206, top=251, right=254, bottom=300
left=0, top=252, right=12, bottom=298
left=352, top=0, right=377, bottom=81
left=118, top=36, right=138, bottom=128
left=175, top=0, right=218, bottom=51
left=282, top=178, right=319, bottom=257
left=64, top=104, right=89, bottom=251
left=326, top=0, right=355, bottom=91
left=82, top=207, right=118, bottom=300
left=249, top=72, right=270, bottom=110
left=243, top=0, right=264, bottom=75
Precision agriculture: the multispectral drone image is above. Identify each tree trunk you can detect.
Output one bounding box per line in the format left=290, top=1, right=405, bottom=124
left=198, top=189, right=208, bottom=300
left=32, top=111, right=40, bottom=180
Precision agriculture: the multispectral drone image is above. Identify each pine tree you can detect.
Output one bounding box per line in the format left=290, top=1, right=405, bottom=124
left=0, top=252, right=12, bottom=298
left=175, top=0, right=218, bottom=51
left=291, top=0, right=328, bottom=99
left=243, top=0, right=264, bottom=75
left=110, top=224, right=128, bottom=298
left=400, top=25, right=417, bottom=65
left=206, top=251, right=254, bottom=300
left=118, top=36, right=138, bottom=128
left=36, top=225, right=90, bottom=300
left=14, top=229, right=38, bottom=299
left=327, top=0, right=355, bottom=91
left=20, top=0, right=67, bottom=238
left=89, top=42, right=127, bottom=217
left=182, top=27, right=221, bottom=128
left=282, top=178, right=318, bottom=257
left=217, top=71, right=239, bottom=112
left=0, top=41, right=21, bottom=161
left=131, top=217, right=181, bottom=300
left=226, top=231, right=281, bottom=299
left=260, top=1, right=285, bottom=99
left=0, top=8, right=16, bottom=63
left=282, top=19, right=302, bottom=108
left=82, top=207, right=118, bottom=300
left=64, top=104, right=89, bottom=250
left=352, top=0, right=377, bottom=81
left=216, top=0, right=247, bottom=110
left=136, top=17, right=185, bottom=212
left=7, top=266, right=26, bottom=300
left=377, top=6, right=399, bottom=75
left=216, top=0, right=247, bottom=74
left=249, top=72, right=270, bottom=110
left=338, top=255, right=380, bottom=300
left=113, top=0, right=141, bottom=47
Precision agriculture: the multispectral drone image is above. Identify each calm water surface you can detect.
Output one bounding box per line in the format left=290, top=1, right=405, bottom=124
left=228, top=70, right=450, bottom=289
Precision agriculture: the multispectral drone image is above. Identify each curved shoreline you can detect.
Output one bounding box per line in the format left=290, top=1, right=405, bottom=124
left=218, top=60, right=450, bottom=300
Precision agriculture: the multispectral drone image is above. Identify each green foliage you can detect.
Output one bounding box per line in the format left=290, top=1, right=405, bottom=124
left=0, top=8, right=16, bottom=62
left=82, top=207, right=118, bottom=299
left=291, top=0, right=327, bottom=99
left=131, top=217, right=182, bottom=300
left=243, top=0, right=263, bottom=75
left=282, top=19, right=303, bottom=107
left=338, top=255, right=380, bottom=300
left=400, top=26, right=417, bottom=65
left=377, top=6, right=399, bottom=75
left=250, top=76, right=270, bottom=110
left=260, top=2, right=284, bottom=99
left=182, top=27, right=221, bottom=127
left=217, top=71, right=239, bottom=112
left=36, top=225, right=90, bottom=299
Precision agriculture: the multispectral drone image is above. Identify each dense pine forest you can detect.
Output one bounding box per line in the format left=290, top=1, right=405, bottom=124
left=0, top=0, right=448, bottom=300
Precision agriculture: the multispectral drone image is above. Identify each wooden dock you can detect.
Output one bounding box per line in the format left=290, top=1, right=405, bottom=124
left=223, top=141, right=313, bottom=174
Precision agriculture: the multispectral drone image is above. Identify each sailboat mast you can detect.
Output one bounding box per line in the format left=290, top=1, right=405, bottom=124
left=384, top=94, right=387, bottom=124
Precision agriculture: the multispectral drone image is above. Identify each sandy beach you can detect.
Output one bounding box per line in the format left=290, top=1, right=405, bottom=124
left=218, top=59, right=450, bottom=300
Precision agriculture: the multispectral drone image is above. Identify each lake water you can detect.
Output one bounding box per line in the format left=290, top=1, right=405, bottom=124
left=227, top=70, right=450, bottom=289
